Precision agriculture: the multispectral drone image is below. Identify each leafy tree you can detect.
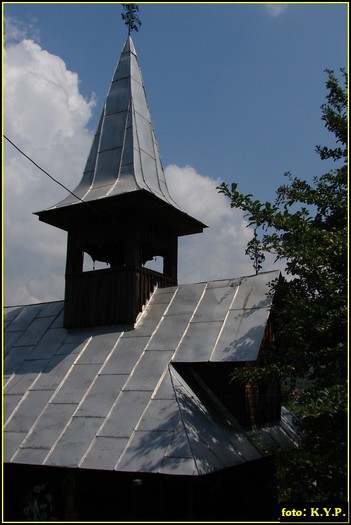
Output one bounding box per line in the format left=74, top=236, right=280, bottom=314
left=218, top=68, right=347, bottom=501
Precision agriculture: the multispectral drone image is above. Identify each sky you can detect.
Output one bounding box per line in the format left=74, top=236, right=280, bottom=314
left=3, top=2, right=348, bottom=306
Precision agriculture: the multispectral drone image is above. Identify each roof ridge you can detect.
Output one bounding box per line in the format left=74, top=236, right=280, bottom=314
left=168, top=365, right=201, bottom=475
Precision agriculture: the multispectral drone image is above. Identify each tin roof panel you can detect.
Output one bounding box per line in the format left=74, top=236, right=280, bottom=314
left=4, top=431, right=27, bottom=462
left=29, top=353, right=76, bottom=391
left=98, top=390, right=151, bottom=439
left=26, top=327, right=66, bottom=360
left=76, top=330, right=121, bottom=365
left=166, top=283, right=206, bottom=315
left=4, top=395, right=24, bottom=425
left=5, top=346, right=34, bottom=374
left=52, top=363, right=102, bottom=404
left=135, top=113, right=155, bottom=158
left=112, top=50, right=129, bottom=81
left=191, top=283, right=238, bottom=322
left=5, top=304, right=41, bottom=331
left=124, top=303, right=171, bottom=337
left=4, top=331, right=23, bottom=354
left=132, top=79, right=150, bottom=118
left=19, top=403, right=78, bottom=451
left=45, top=416, right=105, bottom=468
left=37, top=301, right=64, bottom=318
left=211, top=307, right=271, bottom=362
left=146, top=315, right=191, bottom=351
left=173, top=321, right=222, bottom=362
left=13, top=447, right=50, bottom=466
left=153, top=370, right=176, bottom=400
left=15, top=315, right=56, bottom=347
left=4, top=271, right=291, bottom=475
left=99, top=112, right=128, bottom=152
left=231, top=271, right=278, bottom=310
left=80, top=436, right=129, bottom=470
left=4, top=306, right=24, bottom=324
left=164, top=422, right=193, bottom=459
left=116, top=430, right=174, bottom=473
left=105, top=78, right=130, bottom=115
left=5, top=360, right=48, bottom=395
left=5, top=390, right=54, bottom=433
left=159, top=456, right=198, bottom=476
left=123, top=350, right=174, bottom=390
left=99, top=336, right=148, bottom=374
left=76, top=374, right=128, bottom=418
left=137, top=398, right=181, bottom=432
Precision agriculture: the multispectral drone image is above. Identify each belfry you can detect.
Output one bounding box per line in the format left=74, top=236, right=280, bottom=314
left=36, top=36, right=206, bottom=328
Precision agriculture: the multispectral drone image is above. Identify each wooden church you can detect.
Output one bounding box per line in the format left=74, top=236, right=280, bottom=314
left=4, top=32, right=298, bottom=522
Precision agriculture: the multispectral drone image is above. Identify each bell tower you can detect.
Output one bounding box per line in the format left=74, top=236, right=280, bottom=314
left=35, top=37, right=206, bottom=328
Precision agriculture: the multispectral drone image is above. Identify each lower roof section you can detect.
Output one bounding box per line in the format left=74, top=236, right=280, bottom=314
left=4, top=270, right=297, bottom=475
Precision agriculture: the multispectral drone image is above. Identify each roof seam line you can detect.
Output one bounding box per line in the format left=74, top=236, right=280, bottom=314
left=168, top=364, right=200, bottom=475
left=209, top=281, right=241, bottom=361
left=113, top=389, right=158, bottom=471
left=172, top=282, right=208, bottom=359
left=143, top=286, right=180, bottom=350
left=106, top=102, right=130, bottom=197
left=41, top=335, right=94, bottom=465
left=76, top=331, right=126, bottom=467
left=4, top=309, right=64, bottom=431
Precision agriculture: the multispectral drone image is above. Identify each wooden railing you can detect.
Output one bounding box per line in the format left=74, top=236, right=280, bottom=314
left=64, top=266, right=176, bottom=329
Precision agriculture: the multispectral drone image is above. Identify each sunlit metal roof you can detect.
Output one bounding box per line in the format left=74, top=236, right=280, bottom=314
left=46, top=36, right=179, bottom=210
left=4, top=270, right=297, bottom=475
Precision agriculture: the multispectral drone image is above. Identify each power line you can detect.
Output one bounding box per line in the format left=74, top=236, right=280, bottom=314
left=4, top=134, right=113, bottom=225
left=4, top=134, right=87, bottom=204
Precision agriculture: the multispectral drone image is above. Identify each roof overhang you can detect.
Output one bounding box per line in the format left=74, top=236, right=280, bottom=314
left=35, top=189, right=207, bottom=237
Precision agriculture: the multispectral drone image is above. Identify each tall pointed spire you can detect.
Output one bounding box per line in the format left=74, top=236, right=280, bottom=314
left=37, top=36, right=205, bottom=236
left=51, top=36, right=179, bottom=210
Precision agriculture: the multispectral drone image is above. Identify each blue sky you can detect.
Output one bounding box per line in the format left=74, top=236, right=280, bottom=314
left=3, top=2, right=348, bottom=305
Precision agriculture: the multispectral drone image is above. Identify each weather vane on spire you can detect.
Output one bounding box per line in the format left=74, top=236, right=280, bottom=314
left=121, top=4, right=142, bottom=36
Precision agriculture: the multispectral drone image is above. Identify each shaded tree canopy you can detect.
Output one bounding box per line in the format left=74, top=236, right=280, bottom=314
left=218, top=68, right=348, bottom=501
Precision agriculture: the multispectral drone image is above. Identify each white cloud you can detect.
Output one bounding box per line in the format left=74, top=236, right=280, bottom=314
left=4, top=15, right=41, bottom=46
left=264, top=4, right=288, bottom=18
left=166, top=165, right=258, bottom=284
left=4, top=35, right=95, bottom=305
left=4, top=25, right=278, bottom=307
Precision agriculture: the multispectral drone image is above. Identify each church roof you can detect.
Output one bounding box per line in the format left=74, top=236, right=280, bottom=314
left=4, top=270, right=298, bottom=475
left=44, top=37, right=181, bottom=210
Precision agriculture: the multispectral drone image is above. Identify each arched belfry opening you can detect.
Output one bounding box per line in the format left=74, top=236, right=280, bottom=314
left=35, top=36, right=206, bottom=328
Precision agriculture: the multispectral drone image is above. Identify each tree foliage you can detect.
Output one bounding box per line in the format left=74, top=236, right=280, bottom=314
left=218, top=69, right=348, bottom=501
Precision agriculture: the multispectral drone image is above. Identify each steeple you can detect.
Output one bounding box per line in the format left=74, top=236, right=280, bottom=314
left=51, top=37, right=181, bottom=212
left=36, top=36, right=206, bottom=328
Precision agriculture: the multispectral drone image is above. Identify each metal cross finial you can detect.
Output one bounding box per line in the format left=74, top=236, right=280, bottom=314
left=121, top=4, right=142, bottom=36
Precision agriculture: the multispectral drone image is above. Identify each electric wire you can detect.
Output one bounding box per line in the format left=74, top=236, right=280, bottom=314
left=4, top=134, right=113, bottom=225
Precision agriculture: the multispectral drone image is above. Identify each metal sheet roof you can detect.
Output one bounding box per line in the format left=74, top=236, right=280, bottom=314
left=4, top=270, right=296, bottom=475
left=41, top=37, right=180, bottom=212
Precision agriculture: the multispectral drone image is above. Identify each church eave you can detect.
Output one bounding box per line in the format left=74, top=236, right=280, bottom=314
left=35, top=189, right=207, bottom=236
